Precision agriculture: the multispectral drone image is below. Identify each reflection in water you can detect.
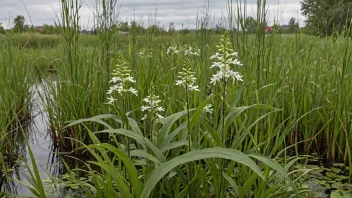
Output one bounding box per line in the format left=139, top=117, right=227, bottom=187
left=0, top=83, right=64, bottom=196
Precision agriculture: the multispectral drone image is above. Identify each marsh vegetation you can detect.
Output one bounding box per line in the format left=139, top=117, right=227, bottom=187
left=0, top=0, right=352, bottom=197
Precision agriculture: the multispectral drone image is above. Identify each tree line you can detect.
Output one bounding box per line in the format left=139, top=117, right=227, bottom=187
left=3, top=0, right=351, bottom=37
left=301, top=0, right=352, bottom=35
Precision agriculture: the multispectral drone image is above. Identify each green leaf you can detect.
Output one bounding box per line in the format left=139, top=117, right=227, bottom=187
left=91, top=143, right=143, bottom=197
left=97, top=129, right=167, bottom=162
left=66, top=114, right=143, bottom=136
left=224, top=104, right=280, bottom=134
left=200, top=118, right=223, bottom=147
left=249, top=154, right=300, bottom=196
left=160, top=121, right=187, bottom=150
left=158, top=109, right=190, bottom=147
left=222, top=172, right=239, bottom=196
left=141, top=147, right=264, bottom=198
left=190, top=94, right=216, bottom=129
left=160, top=140, right=188, bottom=153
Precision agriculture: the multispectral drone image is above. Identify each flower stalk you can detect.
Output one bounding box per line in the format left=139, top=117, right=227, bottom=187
left=209, top=31, right=243, bottom=143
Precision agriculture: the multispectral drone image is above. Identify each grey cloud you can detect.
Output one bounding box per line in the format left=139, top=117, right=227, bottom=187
left=0, top=0, right=305, bottom=29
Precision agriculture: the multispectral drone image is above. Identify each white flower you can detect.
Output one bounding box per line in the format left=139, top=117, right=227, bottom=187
left=210, top=71, right=223, bottom=85
left=229, top=71, right=243, bottom=82
left=167, top=46, right=180, bottom=55
left=175, top=59, right=200, bottom=92
left=230, top=59, right=243, bottom=66
left=175, top=80, right=183, bottom=86
left=184, top=46, right=200, bottom=57
left=141, top=84, right=164, bottom=121
left=156, top=114, right=164, bottom=119
left=147, top=52, right=153, bottom=58
left=142, top=114, right=148, bottom=120
left=106, top=57, right=138, bottom=105
left=203, top=104, right=213, bottom=114
left=109, top=77, right=121, bottom=83
left=107, top=96, right=117, bottom=104
left=107, top=85, right=117, bottom=95
left=129, top=87, right=138, bottom=96
left=211, top=62, right=222, bottom=68
left=116, top=85, right=125, bottom=94
left=142, top=97, right=150, bottom=103
left=187, top=85, right=200, bottom=91
left=157, top=106, right=165, bottom=112
left=141, top=106, right=150, bottom=111
left=210, top=53, right=220, bottom=59
left=124, top=76, right=136, bottom=83
left=230, top=52, right=239, bottom=57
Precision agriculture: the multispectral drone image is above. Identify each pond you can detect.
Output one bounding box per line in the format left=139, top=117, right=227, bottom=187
left=1, top=83, right=67, bottom=197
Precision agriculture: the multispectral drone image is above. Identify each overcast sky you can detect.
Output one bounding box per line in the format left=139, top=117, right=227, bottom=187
left=0, top=0, right=305, bottom=30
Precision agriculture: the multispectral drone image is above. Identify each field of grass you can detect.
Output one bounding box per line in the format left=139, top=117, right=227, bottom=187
left=1, top=0, right=352, bottom=197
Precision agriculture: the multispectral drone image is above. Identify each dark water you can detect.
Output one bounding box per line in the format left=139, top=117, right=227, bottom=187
left=1, top=83, right=63, bottom=197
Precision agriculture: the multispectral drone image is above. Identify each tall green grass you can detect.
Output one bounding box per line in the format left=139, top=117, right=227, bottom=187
left=43, top=30, right=352, bottom=162
left=2, top=0, right=352, bottom=196
left=0, top=40, right=32, bottom=192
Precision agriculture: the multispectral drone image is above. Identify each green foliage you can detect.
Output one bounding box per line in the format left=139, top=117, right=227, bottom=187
left=13, top=15, right=25, bottom=33
left=288, top=17, right=299, bottom=33
left=2, top=0, right=352, bottom=197
left=244, top=16, right=257, bottom=33
left=301, top=0, right=352, bottom=35
left=41, top=24, right=61, bottom=34
left=64, top=107, right=302, bottom=198
left=0, top=23, right=5, bottom=34
left=168, top=22, right=175, bottom=35
left=0, top=40, right=32, bottom=166
left=13, top=131, right=46, bottom=198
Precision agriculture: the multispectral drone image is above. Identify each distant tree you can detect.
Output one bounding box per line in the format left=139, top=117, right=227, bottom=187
left=245, top=16, right=257, bottom=33
left=288, top=17, right=299, bottom=33
left=180, top=28, right=190, bottom=35
left=42, top=24, right=56, bottom=34
left=168, top=22, right=175, bottom=35
left=13, top=15, right=25, bottom=33
left=301, top=0, right=352, bottom=35
left=215, top=24, right=226, bottom=34
left=23, top=24, right=31, bottom=32
left=147, top=24, right=165, bottom=36
left=272, top=24, right=281, bottom=34
left=130, top=20, right=145, bottom=34
left=0, top=23, right=5, bottom=34
left=118, top=21, right=129, bottom=32
left=130, top=21, right=137, bottom=34
left=54, top=25, right=63, bottom=34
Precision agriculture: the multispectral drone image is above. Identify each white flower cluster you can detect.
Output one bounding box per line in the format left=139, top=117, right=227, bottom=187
left=166, top=46, right=180, bottom=55
left=141, top=84, right=164, bottom=120
left=184, top=46, right=200, bottom=56
left=139, top=49, right=153, bottom=58
left=209, top=32, right=243, bottom=85
left=107, top=58, right=138, bottom=104
left=166, top=45, right=200, bottom=57
left=175, top=59, right=199, bottom=92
